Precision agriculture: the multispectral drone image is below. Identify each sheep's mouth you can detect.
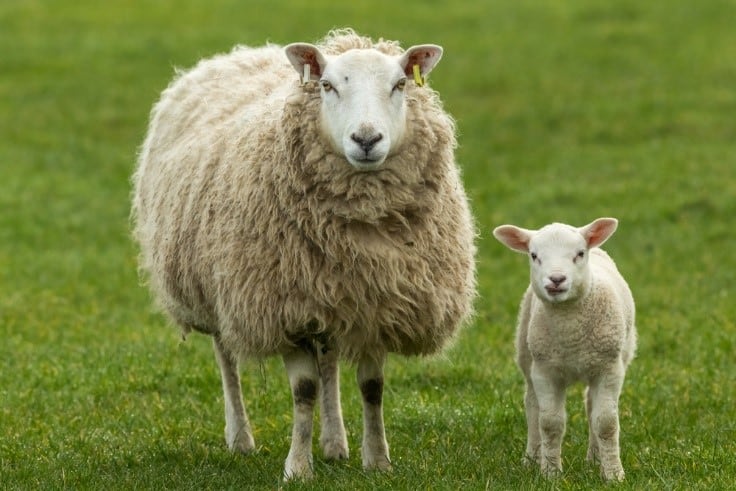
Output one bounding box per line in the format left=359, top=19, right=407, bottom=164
left=545, top=287, right=567, bottom=296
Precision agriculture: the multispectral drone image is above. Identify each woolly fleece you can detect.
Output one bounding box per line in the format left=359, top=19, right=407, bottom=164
left=132, top=30, right=477, bottom=362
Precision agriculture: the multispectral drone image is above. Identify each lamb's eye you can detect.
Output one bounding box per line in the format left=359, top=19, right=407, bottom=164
left=393, top=78, right=407, bottom=92
left=530, top=252, right=538, bottom=261
left=320, top=80, right=333, bottom=92
left=574, top=250, right=585, bottom=262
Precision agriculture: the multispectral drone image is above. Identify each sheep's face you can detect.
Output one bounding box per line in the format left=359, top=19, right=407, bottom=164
left=285, top=42, right=443, bottom=170
left=493, top=218, right=619, bottom=304
left=527, top=225, right=592, bottom=303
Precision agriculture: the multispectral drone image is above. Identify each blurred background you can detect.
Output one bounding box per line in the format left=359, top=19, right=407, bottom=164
left=1, top=0, right=734, bottom=488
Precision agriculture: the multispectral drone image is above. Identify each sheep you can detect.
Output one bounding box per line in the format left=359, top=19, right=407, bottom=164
left=131, top=29, right=476, bottom=480
left=492, top=217, right=636, bottom=481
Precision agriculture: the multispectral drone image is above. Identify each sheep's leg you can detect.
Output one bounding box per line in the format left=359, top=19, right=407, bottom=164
left=523, top=380, right=541, bottom=465
left=589, top=364, right=626, bottom=482
left=283, top=348, right=320, bottom=480
left=358, top=354, right=391, bottom=471
left=584, top=386, right=599, bottom=463
left=317, top=344, right=349, bottom=460
left=532, top=364, right=566, bottom=477
left=213, top=336, right=255, bottom=453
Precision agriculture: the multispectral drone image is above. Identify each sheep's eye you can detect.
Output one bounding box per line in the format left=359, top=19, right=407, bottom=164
left=393, top=78, right=407, bottom=92
left=530, top=252, right=538, bottom=261
left=320, top=80, right=333, bottom=92
left=574, top=250, right=585, bottom=262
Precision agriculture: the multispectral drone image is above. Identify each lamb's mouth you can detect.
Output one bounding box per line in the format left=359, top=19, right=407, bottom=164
left=545, top=287, right=567, bottom=296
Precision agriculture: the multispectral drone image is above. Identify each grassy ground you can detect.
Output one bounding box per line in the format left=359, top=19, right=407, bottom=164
left=1, top=0, right=734, bottom=489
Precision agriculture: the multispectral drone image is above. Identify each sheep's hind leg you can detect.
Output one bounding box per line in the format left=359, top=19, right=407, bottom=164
left=358, top=354, right=391, bottom=471
left=213, top=336, right=255, bottom=453
left=283, top=347, right=320, bottom=480
left=317, top=343, right=349, bottom=460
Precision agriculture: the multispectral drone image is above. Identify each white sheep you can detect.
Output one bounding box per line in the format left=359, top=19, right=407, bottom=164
left=131, top=29, right=476, bottom=480
left=493, top=217, right=636, bottom=481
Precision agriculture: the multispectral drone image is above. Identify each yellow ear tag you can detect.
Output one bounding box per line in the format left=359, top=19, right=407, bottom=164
left=412, top=64, right=424, bottom=87
left=303, top=64, right=311, bottom=84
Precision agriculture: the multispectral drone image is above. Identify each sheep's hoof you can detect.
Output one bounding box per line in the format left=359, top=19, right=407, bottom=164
left=363, top=454, right=392, bottom=472
left=226, top=428, right=255, bottom=454
left=321, top=436, right=349, bottom=460
left=601, top=466, right=625, bottom=482
left=522, top=453, right=540, bottom=467
left=540, top=462, right=563, bottom=479
left=283, top=457, right=314, bottom=481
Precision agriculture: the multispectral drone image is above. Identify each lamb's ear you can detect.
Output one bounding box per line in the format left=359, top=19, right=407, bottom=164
left=580, top=218, right=618, bottom=248
left=284, top=43, right=327, bottom=81
left=493, top=225, right=533, bottom=253
left=399, top=44, right=443, bottom=79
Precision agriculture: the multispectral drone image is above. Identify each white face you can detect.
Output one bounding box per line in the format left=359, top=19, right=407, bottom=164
left=318, top=50, right=408, bottom=170
left=285, top=41, right=443, bottom=171
left=527, top=225, right=590, bottom=303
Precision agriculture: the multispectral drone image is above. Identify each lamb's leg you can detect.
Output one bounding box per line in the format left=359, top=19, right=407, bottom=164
left=584, top=386, right=599, bottom=463
left=589, top=364, right=626, bottom=481
left=532, top=365, right=566, bottom=477
left=357, top=354, right=391, bottom=471
left=523, top=380, right=541, bottom=465
left=283, top=347, right=320, bottom=480
left=213, top=336, right=255, bottom=453
left=317, top=344, right=349, bottom=460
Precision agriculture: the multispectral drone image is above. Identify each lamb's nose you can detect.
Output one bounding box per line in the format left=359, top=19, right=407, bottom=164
left=351, top=133, right=383, bottom=153
left=549, top=275, right=566, bottom=286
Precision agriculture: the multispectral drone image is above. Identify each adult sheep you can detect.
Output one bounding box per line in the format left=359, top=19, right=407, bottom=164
left=493, top=218, right=636, bottom=481
left=132, top=29, right=476, bottom=480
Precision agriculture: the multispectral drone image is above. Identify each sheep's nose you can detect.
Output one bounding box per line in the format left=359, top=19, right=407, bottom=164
left=351, top=133, right=383, bottom=153
left=549, top=274, right=566, bottom=286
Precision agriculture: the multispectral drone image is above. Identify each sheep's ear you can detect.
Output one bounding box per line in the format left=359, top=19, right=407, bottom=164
left=580, top=218, right=618, bottom=248
left=284, top=43, right=327, bottom=81
left=493, top=225, right=533, bottom=253
left=399, top=44, right=443, bottom=78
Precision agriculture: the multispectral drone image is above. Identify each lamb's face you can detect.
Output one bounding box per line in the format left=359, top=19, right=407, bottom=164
left=527, top=225, right=591, bottom=304
left=285, top=42, right=443, bottom=171
left=492, top=218, right=619, bottom=305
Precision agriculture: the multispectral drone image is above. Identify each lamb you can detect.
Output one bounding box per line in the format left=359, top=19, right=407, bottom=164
left=492, top=217, right=636, bottom=481
left=131, top=29, right=476, bottom=480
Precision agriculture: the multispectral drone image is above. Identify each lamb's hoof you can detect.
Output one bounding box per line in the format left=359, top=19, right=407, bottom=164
left=522, top=453, right=540, bottom=467
left=321, top=436, right=349, bottom=460
left=601, top=466, right=625, bottom=482
left=541, top=462, right=563, bottom=479
left=363, top=454, right=392, bottom=472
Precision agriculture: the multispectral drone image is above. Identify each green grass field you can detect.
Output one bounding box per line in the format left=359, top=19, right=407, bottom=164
left=2, top=0, right=734, bottom=489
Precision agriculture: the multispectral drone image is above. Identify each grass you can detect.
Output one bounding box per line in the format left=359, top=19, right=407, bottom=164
left=1, top=0, right=735, bottom=489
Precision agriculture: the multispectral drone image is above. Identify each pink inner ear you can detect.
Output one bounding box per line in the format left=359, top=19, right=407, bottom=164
left=404, top=50, right=434, bottom=76
left=301, top=51, right=321, bottom=78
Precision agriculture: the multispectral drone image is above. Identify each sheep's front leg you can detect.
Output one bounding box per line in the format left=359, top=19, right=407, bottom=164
left=283, top=348, right=320, bottom=480
left=358, top=354, right=391, bottom=471
left=584, top=386, right=599, bottom=463
left=531, top=364, right=566, bottom=477
left=213, top=336, right=255, bottom=453
left=523, top=379, right=541, bottom=465
left=317, top=344, right=349, bottom=460
left=589, top=364, right=626, bottom=481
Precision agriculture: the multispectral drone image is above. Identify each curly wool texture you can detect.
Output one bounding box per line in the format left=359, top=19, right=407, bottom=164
left=132, top=31, right=477, bottom=362
left=519, top=249, right=637, bottom=376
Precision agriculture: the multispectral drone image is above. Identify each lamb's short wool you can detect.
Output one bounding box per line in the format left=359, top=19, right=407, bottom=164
left=132, top=29, right=476, bottom=479
left=493, top=218, right=636, bottom=481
